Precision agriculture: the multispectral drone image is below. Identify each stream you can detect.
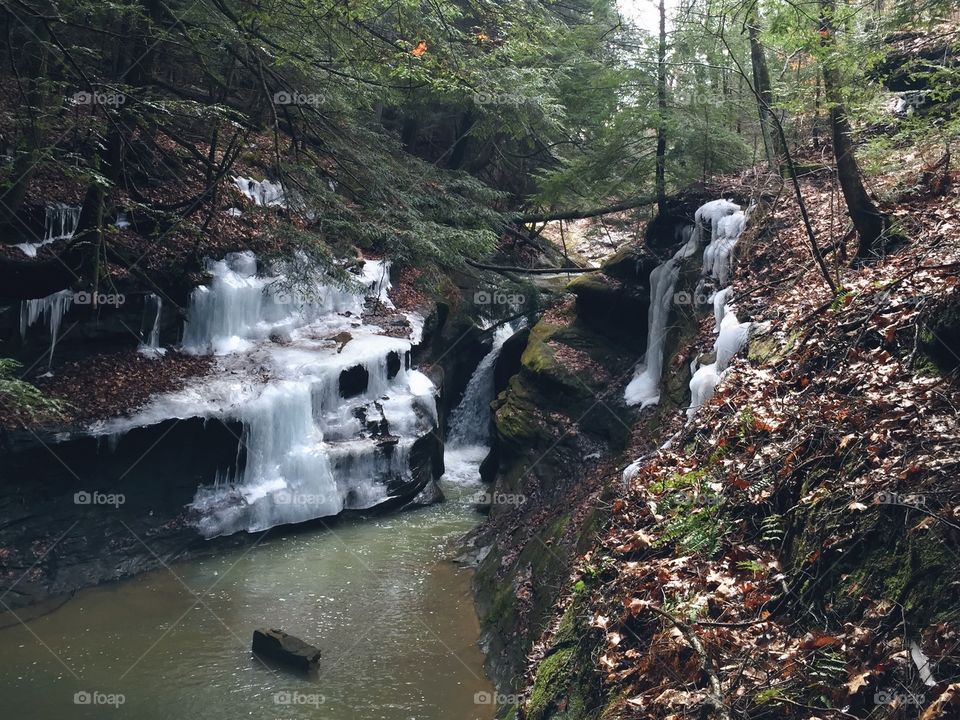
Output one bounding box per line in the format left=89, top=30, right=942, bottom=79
left=0, top=471, right=495, bottom=719
left=0, top=253, right=516, bottom=719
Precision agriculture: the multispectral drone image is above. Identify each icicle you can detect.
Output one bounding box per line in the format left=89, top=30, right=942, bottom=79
left=20, top=290, right=74, bottom=368
left=139, top=294, right=165, bottom=356
left=15, top=203, right=81, bottom=257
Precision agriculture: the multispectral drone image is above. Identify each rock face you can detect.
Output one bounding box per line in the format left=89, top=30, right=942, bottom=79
left=252, top=628, right=321, bottom=673
left=471, top=230, right=705, bottom=696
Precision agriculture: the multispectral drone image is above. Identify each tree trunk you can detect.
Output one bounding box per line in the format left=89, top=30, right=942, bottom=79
left=819, top=0, right=893, bottom=259
left=746, top=9, right=783, bottom=172
left=655, top=0, right=667, bottom=215
left=0, top=6, right=50, bottom=238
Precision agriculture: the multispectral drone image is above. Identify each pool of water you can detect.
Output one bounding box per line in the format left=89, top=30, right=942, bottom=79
left=0, top=454, right=494, bottom=719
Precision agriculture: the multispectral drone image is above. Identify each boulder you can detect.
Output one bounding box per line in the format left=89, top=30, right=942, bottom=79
left=251, top=628, right=321, bottom=673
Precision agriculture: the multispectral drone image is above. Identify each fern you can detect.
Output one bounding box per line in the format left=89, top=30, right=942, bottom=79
left=0, top=359, right=69, bottom=425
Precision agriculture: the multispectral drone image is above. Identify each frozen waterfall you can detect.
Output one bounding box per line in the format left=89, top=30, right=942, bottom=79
left=15, top=204, right=81, bottom=258
left=102, top=252, right=438, bottom=538
left=20, top=289, right=74, bottom=369
left=624, top=226, right=699, bottom=408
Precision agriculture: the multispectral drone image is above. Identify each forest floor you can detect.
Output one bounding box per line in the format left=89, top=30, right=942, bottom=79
left=523, top=152, right=960, bottom=718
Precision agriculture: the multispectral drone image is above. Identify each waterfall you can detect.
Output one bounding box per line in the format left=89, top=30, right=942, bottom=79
left=101, top=252, right=436, bottom=538
left=447, top=323, right=515, bottom=448
left=624, top=226, right=699, bottom=408
left=441, top=323, right=517, bottom=489
left=139, top=294, right=164, bottom=356
left=20, top=290, right=74, bottom=369
left=15, top=203, right=81, bottom=257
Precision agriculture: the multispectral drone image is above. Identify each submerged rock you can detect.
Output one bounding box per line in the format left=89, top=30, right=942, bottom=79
left=252, top=628, right=321, bottom=673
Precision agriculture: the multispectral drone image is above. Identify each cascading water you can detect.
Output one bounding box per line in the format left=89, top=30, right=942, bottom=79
left=448, top=324, right=515, bottom=448
left=442, top=323, right=516, bottom=486
left=15, top=203, right=81, bottom=257
left=102, top=251, right=438, bottom=538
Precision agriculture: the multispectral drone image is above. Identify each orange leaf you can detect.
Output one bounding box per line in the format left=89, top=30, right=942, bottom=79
left=411, top=40, right=427, bottom=57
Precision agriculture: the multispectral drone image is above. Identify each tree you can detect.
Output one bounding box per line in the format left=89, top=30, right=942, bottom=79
left=818, top=0, right=896, bottom=260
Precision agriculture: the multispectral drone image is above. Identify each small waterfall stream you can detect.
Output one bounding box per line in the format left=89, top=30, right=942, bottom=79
left=443, top=323, right=515, bottom=487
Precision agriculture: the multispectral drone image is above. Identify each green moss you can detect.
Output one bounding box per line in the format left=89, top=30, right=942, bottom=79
left=526, top=647, right=575, bottom=720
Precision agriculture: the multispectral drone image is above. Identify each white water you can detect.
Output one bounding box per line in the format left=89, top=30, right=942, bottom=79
left=441, top=323, right=517, bottom=495
left=447, top=323, right=515, bottom=448
left=102, top=252, right=436, bottom=538
left=624, top=226, right=698, bottom=408
left=15, top=204, right=80, bottom=257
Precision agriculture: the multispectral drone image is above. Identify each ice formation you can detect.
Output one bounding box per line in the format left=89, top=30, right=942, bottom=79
left=138, top=294, right=165, bottom=356
left=15, top=204, right=81, bottom=258
left=622, top=198, right=753, bottom=483
left=20, top=289, right=74, bottom=368
left=624, top=225, right=699, bottom=408
left=102, top=252, right=435, bottom=538
left=232, top=176, right=285, bottom=207
left=686, top=305, right=751, bottom=420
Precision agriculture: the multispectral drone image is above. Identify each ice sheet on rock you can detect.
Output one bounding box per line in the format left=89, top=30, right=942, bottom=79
left=695, top=199, right=740, bottom=242
left=94, top=251, right=438, bottom=538
left=686, top=304, right=751, bottom=419
left=624, top=230, right=699, bottom=408
left=181, top=251, right=367, bottom=355
left=712, top=287, right=734, bottom=333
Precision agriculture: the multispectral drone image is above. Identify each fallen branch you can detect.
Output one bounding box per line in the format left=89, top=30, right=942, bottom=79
left=466, top=259, right=598, bottom=275
left=513, top=195, right=656, bottom=224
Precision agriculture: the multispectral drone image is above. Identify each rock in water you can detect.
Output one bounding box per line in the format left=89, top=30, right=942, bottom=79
left=251, top=628, right=321, bottom=673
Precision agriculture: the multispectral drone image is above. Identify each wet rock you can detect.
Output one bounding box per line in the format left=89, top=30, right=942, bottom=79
left=252, top=628, right=321, bottom=673
left=339, top=364, right=369, bottom=398
left=386, top=350, right=401, bottom=379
